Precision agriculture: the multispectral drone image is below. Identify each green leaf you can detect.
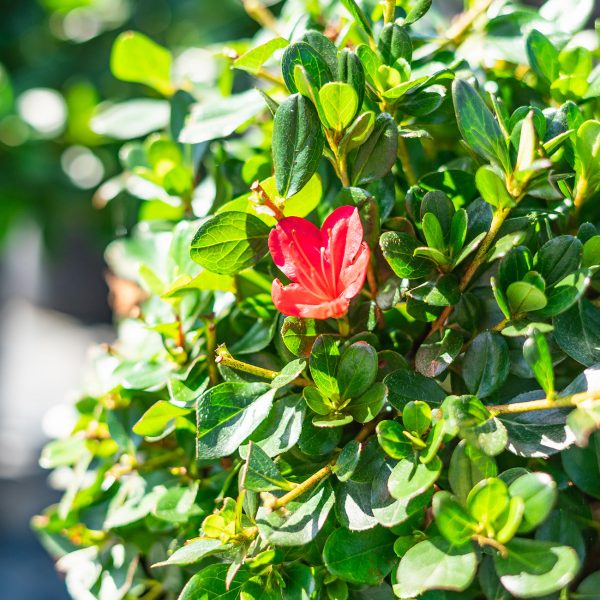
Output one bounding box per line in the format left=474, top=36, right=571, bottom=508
left=380, top=232, right=432, bottom=279
left=452, top=79, right=511, bottom=173
left=376, top=420, right=412, bottom=460
left=282, top=42, right=333, bottom=94
left=378, top=24, right=412, bottom=66
left=494, top=538, right=580, bottom=598
left=323, top=528, right=397, bottom=586
left=152, top=538, right=228, bottom=567
left=404, top=0, right=433, bottom=24
left=319, top=82, right=359, bottom=131
left=347, top=382, right=387, bottom=423
left=302, top=30, right=338, bottom=75
left=340, top=0, right=374, bottom=38
left=337, top=49, right=365, bottom=109
left=196, top=382, right=275, bottom=459
left=348, top=113, right=398, bottom=185
left=110, top=31, right=173, bottom=96
left=433, top=491, right=478, bottom=545
left=575, top=120, right=600, bottom=200
left=415, top=328, right=463, bottom=378
left=388, top=455, right=442, bottom=501
left=91, top=99, right=170, bottom=139
left=337, top=341, right=378, bottom=399
left=281, top=317, right=326, bottom=357
left=575, top=571, right=600, bottom=599
left=536, top=235, right=583, bottom=286
left=153, top=482, right=201, bottom=523
left=403, top=401, right=432, bottom=437
left=526, top=30, right=559, bottom=84
left=506, top=281, right=548, bottom=314
left=179, top=564, right=250, bottom=599
left=463, top=332, right=510, bottom=399
left=132, top=400, right=192, bottom=437
left=467, top=477, right=509, bottom=526
left=335, top=480, right=378, bottom=531
left=234, top=38, right=288, bottom=74
left=384, top=368, right=446, bottom=410
left=508, top=472, right=557, bottom=533
left=408, top=275, right=460, bottom=307
left=310, top=335, right=341, bottom=398
left=371, top=460, right=432, bottom=527
left=333, top=440, right=362, bottom=482
left=523, top=331, right=554, bottom=396
left=449, top=441, right=498, bottom=503
left=242, top=394, right=305, bottom=458
left=303, top=386, right=332, bottom=416
left=554, top=299, right=600, bottom=366
left=179, top=89, right=266, bottom=144
left=475, top=166, right=514, bottom=209
left=422, top=212, right=446, bottom=252
left=241, top=442, right=294, bottom=492
left=562, top=432, right=600, bottom=498
left=394, top=537, right=478, bottom=598
left=190, top=212, right=271, bottom=275
left=273, top=93, right=324, bottom=198
left=339, top=111, right=376, bottom=155
left=256, top=481, right=335, bottom=546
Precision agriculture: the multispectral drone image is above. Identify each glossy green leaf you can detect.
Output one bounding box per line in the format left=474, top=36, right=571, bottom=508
left=319, top=82, right=359, bottom=131
left=234, top=37, right=288, bottom=74
left=282, top=42, right=333, bottom=94
left=196, top=382, right=275, bottom=459
left=380, top=232, right=432, bottom=279
left=323, top=527, right=397, bottom=585
left=273, top=93, right=324, bottom=198
left=433, top=491, right=478, bottom=545
left=463, top=332, right=510, bottom=398
left=394, top=537, right=477, bottom=598
left=453, top=79, right=511, bottom=173
left=190, top=212, right=271, bottom=275
left=494, top=538, right=580, bottom=598
left=111, top=31, right=173, bottom=96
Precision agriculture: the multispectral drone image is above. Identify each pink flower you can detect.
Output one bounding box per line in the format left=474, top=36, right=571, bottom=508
left=268, top=206, right=370, bottom=319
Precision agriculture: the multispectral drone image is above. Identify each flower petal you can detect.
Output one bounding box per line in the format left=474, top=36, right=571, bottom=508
left=272, top=280, right=349, bottom=319
left=322, top=206, right=365, bottom=277
left=268, top=216, right=322, bottom=286
left=339, top=242, right=370, bottom=299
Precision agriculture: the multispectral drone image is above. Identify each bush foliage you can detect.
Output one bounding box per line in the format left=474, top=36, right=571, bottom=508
left=36, top=0, right=600, bottom=598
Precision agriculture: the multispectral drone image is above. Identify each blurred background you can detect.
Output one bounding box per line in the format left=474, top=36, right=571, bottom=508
left=0, top=0, right=595, bottom=598
left=0, top=1, right=261, bottom=597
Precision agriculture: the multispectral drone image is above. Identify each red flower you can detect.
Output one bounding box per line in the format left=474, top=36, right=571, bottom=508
left=268, top=206, right=370, bottom=319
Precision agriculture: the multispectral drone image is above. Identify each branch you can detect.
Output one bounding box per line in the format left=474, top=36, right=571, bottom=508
left=490, top=389, right=600, bottom=416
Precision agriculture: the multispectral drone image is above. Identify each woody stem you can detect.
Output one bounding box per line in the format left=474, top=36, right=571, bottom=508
left=490, top=389, right=600, bottom=416
left=251, top=180, right=285, bottom=221
left=215, top=344, right=311, bottom=386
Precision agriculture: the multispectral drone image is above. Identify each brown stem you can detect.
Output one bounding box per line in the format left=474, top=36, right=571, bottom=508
left=205, top=317, right=219, bottom=387
left=490, top=389, right=600, bottom=416
left=267, top=462, right=334, bottom=510
left=215, top=344, right=311, bottom=386
left=443, top=0, right=495, bottom=48
left=251, top=180, right=285, bottom=221
left=472, top=534, right=507, bottom=558
left=429, top=207, right=510, bottom=334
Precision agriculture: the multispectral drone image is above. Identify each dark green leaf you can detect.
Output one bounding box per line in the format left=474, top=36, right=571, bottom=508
left=384, top=368, right=446, bottom=410
left=196, top=382, right=275, bottom=459
left=380, top=232, right=432, bottom=279
left=463, top=332, right=510, bottom=399
left=323, top=527, right=397, bottom=586
left=415, top=329, right=463, bottom=378
left=554, top=299, right=600, bottom=366
left=273, top=93, right=324, bottom=198
left=494, top=538, right=580, bottom=598
left=282, top=42, right=332, bottom=94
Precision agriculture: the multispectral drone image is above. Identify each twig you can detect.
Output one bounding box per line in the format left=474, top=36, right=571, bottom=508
left=490, top=389, right=600, bottom=416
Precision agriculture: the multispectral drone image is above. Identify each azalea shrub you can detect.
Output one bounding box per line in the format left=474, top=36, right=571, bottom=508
left=35, top=0, right=600, bottom=598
